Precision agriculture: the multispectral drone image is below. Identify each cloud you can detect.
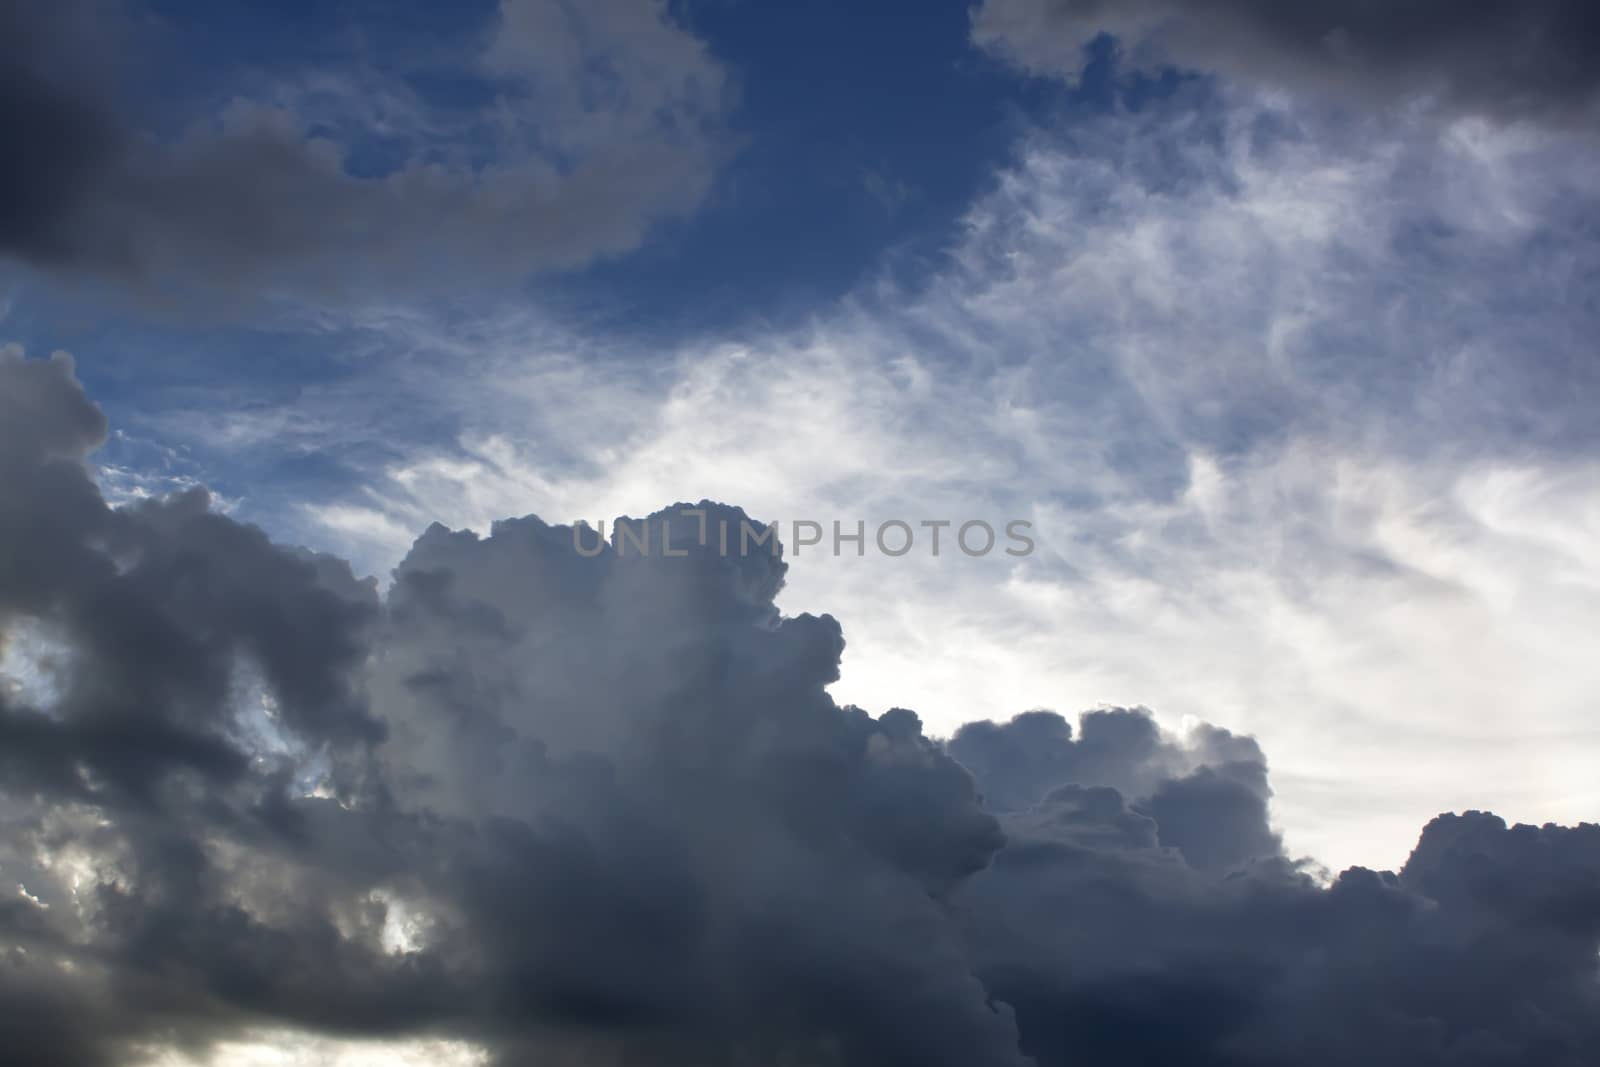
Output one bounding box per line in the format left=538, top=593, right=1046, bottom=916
left=972, top=0, right=1600, bottom=124
left=1, top=350, right=1027, bottom=1066
left=0, top=346, right=395, bottom=1062
left=0, top=350, right=383, bottom=785
left=965, top=801, right=1600, bottom=1066
left=0, top=0, right=731, bottom=306
left=0, top=1, right=122, bottom=266
left=6, top=350, right=1600, bottom=1065
left=232, top=86, right=1600, bottom=872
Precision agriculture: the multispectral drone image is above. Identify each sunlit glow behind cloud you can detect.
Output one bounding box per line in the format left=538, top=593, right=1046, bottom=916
left=1, top=620, right=70, bottom=711
left=133, top=1034, right=489, bottom=1067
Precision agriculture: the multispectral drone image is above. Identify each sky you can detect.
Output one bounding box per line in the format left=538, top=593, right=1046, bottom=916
left=3, top=2, right=1600, bottom=1065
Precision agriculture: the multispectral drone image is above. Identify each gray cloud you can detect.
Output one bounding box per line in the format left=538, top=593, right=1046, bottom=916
left=0, top=2, right=122, bottom=266
left=4, top=349, right=1600, bottom=1065
left=956, top=712, right=1600, bottom=1066
left=965, top=804, right=1600, bottom=1066
left=0, top=349, right=1026, bottom=1066
left=0, top=0, right=731, bottom=305
left=973, top=0, right=1600, bottom=124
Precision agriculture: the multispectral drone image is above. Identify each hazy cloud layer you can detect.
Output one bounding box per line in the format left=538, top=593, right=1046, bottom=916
left=0, top=0, right=730, bottom=304
left=5, top=351, right=1600, bottom=1066
left=974, top=0, right=1600, bottom=123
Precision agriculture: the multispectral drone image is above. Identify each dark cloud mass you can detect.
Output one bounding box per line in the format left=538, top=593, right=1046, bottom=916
left=974, top=0, right=1600, bottom=123
left=4, top=346, right=1600, bottom=1065
left=0, top=0, right=730, bottom=303
left=0, top=3, right=120, bottom=265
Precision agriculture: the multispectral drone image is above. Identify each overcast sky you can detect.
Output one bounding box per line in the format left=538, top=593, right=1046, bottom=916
left=4, top=2, right=1600, bottom=1065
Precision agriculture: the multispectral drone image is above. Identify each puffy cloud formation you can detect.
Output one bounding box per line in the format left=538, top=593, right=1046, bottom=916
left=4, top=347, right=1600, bottom=1065
left=0, top=0, right=729, bottom=301
left=973, top=0, right=1600, bottom=124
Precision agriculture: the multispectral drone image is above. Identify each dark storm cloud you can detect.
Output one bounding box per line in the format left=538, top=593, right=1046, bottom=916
left=363, top=505, right=1026, bottom=1064
left=4, top=350, right=1600, bottom=1064
left=953, top=710, right=1600, bottom=1065
left=974, top=0, right=1600, bottom=123
left=964, top=805, right=1600, bottom=1066
left=0, top=0, right=731, bottom=304
left=0, top=347, right=383, bottom=804
left=0, top=346, right=406, bottom=1061
left=0, top=350, right=1027, bottom=1066
left=0, top=2, right=121, bottom=265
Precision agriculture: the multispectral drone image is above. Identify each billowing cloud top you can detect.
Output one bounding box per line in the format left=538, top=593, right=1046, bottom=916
left=5, top=350, right=1600, bottom=1066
